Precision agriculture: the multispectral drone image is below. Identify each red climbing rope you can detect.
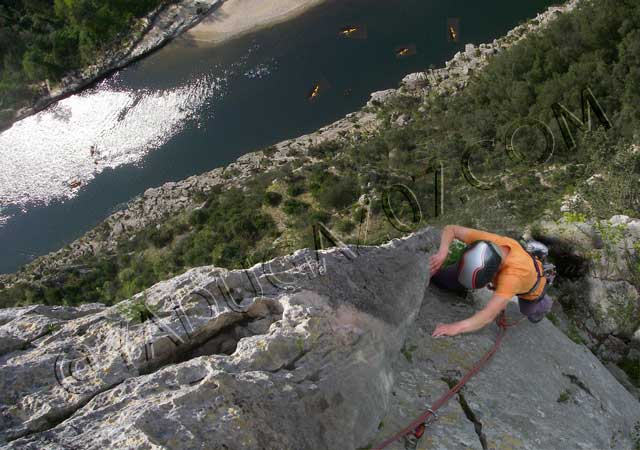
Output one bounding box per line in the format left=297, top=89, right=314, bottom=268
left=371, top=311, right=524, bottom=450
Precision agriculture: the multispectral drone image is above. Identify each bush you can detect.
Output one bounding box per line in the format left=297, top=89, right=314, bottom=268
left=619, top=356, right=640, bottom=388
left=189, top=208, right=209, bottom=227
left=116, top=295, right=158, bottom=324
left=148, top=226, right=174, bottom=247
left=308, top=141, right=342, bottom=159
left=264, top=191, right=283, bottom=206
left=315, top=177, right=360, bottom=210
left=287, top=182, right=306, bottom=197
left=222, top=167, right=241, bottom=179
left=310, top=209, right=332, bottom=224
left=282, top=198, right=310, bottom=215
left=336, top=219, right=356, bottom=234
left=262, top=146, right=277, bottom=157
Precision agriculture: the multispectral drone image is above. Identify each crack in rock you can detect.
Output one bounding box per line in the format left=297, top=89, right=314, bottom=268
left=1, top=301, right=280, bottom=444
left=441, top=376, right=488, bottom=450
left=562, top=372, right=595, bottom=398
left=5, top=378, right=126, bottom=444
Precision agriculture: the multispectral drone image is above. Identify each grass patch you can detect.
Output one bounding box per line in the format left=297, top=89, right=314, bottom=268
left=556, top=389, right=571, bottom=403
left=401, top=342, right=418, bottom=363
left=116, top=295, right=158, bottom=324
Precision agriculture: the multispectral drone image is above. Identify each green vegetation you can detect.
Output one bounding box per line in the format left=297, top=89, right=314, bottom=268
left=1, top=0, right=167, bottom=122
left=308, top=141, right=341, bottom=159
left=310, top=171, right=360, bottom=211
left=261, top=146, right=277, bottom=158
left=444, top=240, right=468, bottom=266
left=116, top=294, right=158, bottom=324
left=401, top=342, right=418, bottom=363
left=46, top=322, right=60, bottom=333
left=562, top=212, right=587, bottom=224
left=222, top=167, right=241, bottom=179
left=556, top=389, right=571, bottom=403
left=546, top=311, right=559, bottom=327
left=628, top=240, right=640, bottom=288
left=286, top=182, right=306, bottom=197
left=566, top=322, right=585, bottom=345
left=336, top=219, right=356, bottom=234
left=0, top=176, right=280, bottom=307
left=264, top=191, right=283, bottom=207
left=282, top=198, right=310, bottom=216
left=295, top=337, right=304, bottom=354
left=619, top=356, right=640, bottom=388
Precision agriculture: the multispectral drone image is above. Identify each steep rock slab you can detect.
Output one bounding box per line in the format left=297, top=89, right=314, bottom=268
left=1, top=228, right=438, bottom=449
left=366, top=285, right=640, bottom=450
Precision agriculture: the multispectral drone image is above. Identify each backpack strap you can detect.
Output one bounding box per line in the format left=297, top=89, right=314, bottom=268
left=516, top=251, right=544, bottom=297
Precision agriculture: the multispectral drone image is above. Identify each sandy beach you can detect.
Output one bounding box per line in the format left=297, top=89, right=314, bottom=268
left=184, top=0, right=328, bottom=46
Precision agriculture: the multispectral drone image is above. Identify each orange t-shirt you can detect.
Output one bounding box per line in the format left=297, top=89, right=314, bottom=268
left=460, top=228, right=546, bottom=301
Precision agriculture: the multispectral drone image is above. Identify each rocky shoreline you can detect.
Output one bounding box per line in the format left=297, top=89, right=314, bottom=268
left=0, top=0, right=579, bottom=289
left=0, top=0, right=222, bottom=134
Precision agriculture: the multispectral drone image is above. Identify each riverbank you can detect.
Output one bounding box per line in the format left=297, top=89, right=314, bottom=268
left=0, top=0, right=219, bottom=134
left=184, top=0, right=327, bottom=46
left=0, top=0, right=330, bottom=134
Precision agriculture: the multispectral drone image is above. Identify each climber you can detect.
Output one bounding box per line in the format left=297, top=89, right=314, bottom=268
left=429, top=225, right=553, bottom=337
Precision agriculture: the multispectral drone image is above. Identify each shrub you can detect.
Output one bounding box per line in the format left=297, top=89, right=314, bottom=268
left=352, top=206, right=367, bottom=224
left=264, top=191, right=283, bottom=207
left=189, top=208, right=209, bottom=227
left=315, top=177, right=360, bottom=210
left=116, top=295, right=158, bottom=324
left=336, top=219, right=356, bottom=234
left=310, top=209, right=332, bottom=224
left=619, top=356, right=640, bottom=387
left=148, top=226, right=174, bottom=247
left=222, top=167, right=241, bottom=179
left=308, top=141, right=342, bottom=159
left=262, top=146, right=278, bottom=157
left=282, top=199, right=310, bottom=215
left=287, top=182, right=306, bottom=197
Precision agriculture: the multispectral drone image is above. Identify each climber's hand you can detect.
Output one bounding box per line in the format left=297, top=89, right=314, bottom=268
left=429, top=250, right=448, bottom=275
left=432, top=322, right=463, bottom=337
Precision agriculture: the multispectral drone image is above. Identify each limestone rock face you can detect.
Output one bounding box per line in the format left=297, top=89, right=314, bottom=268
left=367, top=89, right=398, bottom=107
left=1, top=227, right=639, bottom=449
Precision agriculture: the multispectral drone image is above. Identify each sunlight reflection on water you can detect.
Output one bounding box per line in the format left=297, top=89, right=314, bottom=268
left=0, top=74, right=225, bottom=225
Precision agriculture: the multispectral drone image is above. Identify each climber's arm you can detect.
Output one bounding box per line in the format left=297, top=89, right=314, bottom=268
left=457, top=294, right=511, bottom=333
left=432, top=294, right=511, bottom=337
left=430, top=225, right=478, bottom=274
left=435, top=225, right=474, bottom=254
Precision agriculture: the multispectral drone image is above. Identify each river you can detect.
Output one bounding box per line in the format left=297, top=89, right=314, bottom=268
left=0, top=0, right=557, bottom=274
